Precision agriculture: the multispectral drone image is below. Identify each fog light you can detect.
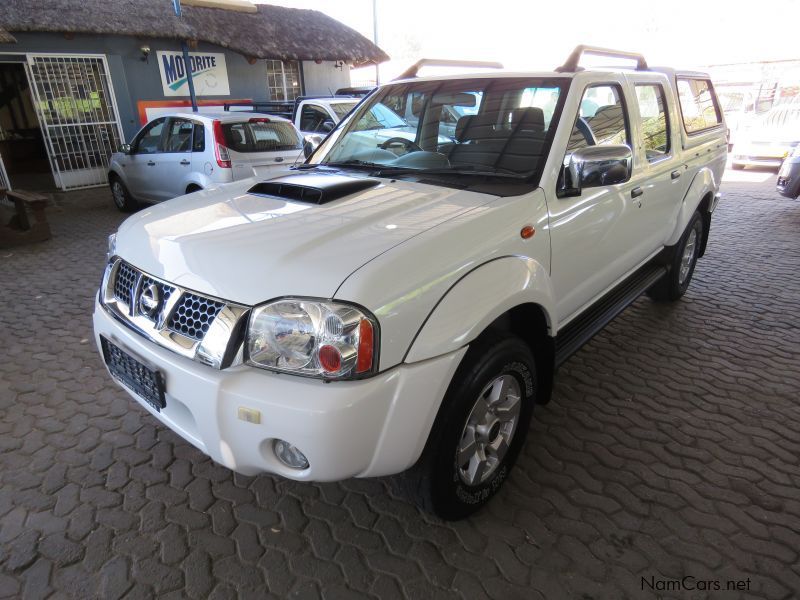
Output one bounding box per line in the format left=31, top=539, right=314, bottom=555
left=274, top=439, right=309, bottom=469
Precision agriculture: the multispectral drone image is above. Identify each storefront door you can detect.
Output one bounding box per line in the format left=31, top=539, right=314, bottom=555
left=24, top=54, right=125, bottom=190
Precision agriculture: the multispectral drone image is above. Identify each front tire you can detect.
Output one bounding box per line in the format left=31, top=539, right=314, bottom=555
left=110, top=176, right=138, bottom=213
left=648, top=211, right=703, bottom=302
left=403, top=335, right=537, bottom=520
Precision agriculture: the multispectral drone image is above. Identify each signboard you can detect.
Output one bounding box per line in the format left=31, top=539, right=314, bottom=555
left=156, top=51, right=230, bottom=97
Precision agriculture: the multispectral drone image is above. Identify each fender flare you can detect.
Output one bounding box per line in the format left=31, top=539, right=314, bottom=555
left=665, top=166, right=717, bottom=247
left=404, top=255, right=556, bottom=363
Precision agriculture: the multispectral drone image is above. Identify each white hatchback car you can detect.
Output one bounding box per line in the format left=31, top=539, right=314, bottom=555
left=107, top=112, right=304, bottom=211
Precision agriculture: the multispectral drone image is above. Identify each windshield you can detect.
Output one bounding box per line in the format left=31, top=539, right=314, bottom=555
left=309, top=77, right=567, bottom=184
left=330, top=101, right=359, bottom=120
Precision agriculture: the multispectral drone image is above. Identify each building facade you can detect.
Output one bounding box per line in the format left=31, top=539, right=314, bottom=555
left=0, top=1, right=387, bottom=191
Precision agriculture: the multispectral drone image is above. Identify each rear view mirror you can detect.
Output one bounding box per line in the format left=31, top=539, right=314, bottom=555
left=121, top=143, right=132, bottom=154
left=431, top=92, right=477, bottom=107
left=559, top=144, right=632, bottom=197
left=303, top=138, right=319, bottom=159
left=321, top=120, right=335, bottom=133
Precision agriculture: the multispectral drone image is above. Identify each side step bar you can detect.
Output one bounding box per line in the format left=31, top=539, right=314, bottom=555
left=554, top=263, right=667, bottom=367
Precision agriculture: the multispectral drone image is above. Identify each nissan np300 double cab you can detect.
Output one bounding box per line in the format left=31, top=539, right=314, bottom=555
left=95, top=47, right=727, bottom=519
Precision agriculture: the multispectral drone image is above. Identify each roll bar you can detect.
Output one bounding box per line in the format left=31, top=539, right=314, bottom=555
left=394, top=59, right=504, bottom=81
left=556, top=45, right=648, bottom=73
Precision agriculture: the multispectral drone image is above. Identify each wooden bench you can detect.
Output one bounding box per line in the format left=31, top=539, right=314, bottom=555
left=0, top=187, right=52, bottom=248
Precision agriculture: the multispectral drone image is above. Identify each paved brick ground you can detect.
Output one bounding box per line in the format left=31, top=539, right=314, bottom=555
left=1, top=170, right=799, bottom=600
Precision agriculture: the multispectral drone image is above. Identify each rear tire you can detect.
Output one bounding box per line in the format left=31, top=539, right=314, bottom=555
left=110, top=176, right=138, bottom=213
left=186, top=184, right=203, bottom=194
left=648, top=211, right=703, bottom=302
left=401, top=334, right=537, bottom=520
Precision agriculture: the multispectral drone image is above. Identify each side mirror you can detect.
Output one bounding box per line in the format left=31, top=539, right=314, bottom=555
left=303, top=138, right=319, bottom=159
left=559, top=144, right=632, bottom=197
left=320, top=120, right=335, bottom=133
left=121, top=143, right=132, bottom=154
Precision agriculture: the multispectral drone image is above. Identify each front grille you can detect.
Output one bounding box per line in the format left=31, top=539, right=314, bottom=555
left=103, top=259, right=248, bottom=369
left=114, top=262, right=138, bottom=306
left=167, top=293, right=225, bottom=341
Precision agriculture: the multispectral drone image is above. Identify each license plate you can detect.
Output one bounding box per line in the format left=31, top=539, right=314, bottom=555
left=101, top=336, right=166, bottom=412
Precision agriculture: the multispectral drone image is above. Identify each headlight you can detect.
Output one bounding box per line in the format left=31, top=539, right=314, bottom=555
left=247, top=299, right=378, bottom=379
left=107, top=232, right=117, bottom=259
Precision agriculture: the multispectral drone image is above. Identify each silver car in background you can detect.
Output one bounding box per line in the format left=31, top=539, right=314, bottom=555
left=107, top=112, right=304, bottom=212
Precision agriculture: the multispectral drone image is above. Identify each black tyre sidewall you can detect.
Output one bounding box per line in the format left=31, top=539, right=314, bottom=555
left=427, top=337, right=536, bottom=520
left=110, top=177, right=136, bottom=212
left=676, top=212, right=703, bottom=296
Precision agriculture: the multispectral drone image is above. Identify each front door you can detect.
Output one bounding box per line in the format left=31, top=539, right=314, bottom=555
left=124, top=117, right=166, bottom=203
left=548, top=81, right=654, bottom=325
left=154, top=117, right=195, bottom=201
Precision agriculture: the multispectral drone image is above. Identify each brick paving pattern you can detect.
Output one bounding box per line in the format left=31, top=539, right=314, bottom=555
left=1, top=171, right=798, bottom=599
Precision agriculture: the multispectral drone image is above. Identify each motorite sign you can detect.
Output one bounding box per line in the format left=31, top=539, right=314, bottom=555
left=156, top=51, right=230, bottom=97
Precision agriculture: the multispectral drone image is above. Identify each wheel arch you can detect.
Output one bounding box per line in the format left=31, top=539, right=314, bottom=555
left=666, top=166, right=718, bottom=249
left=404, top=255, right=557, bottom=404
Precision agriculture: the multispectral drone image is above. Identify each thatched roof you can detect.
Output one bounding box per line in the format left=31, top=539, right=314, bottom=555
left=0, top=27, right=16, bottom=44
left=0, top=1, right=389, bottom=66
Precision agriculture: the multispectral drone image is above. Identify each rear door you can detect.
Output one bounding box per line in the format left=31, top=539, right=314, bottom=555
left=124, top=117, right=166, bottom=202
left=627, top=77, right=687, bottom=246
left=225, top=119, right=304, bottom=179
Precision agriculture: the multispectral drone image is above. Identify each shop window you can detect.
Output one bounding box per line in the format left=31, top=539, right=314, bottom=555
left=266, top=60, right=302, bottom=101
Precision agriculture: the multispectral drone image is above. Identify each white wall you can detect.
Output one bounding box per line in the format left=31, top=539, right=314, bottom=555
left=302, top=61, right=351, bottom=95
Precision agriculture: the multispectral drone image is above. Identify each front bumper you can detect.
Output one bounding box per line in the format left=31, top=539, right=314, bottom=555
left=94, top=301, right=466, bottom=480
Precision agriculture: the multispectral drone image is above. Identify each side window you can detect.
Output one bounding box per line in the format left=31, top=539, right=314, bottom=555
left=192, top=123, right=205, bottom=152
left=635, top=84, right=670, bottom=160
left=299, top=105, right=330, bottom=132
left=163, top=118, right=193, bottom=153
left=133, top=118, right=166, bottom=154
left=677, top=78, right=722, bottom=133
left=566, top=84, right=629, bottom=153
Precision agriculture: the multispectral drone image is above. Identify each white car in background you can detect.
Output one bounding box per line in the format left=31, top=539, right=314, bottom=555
left=731, top=102, right=800, bottom=170
left=107, top=112, right=304, bottom=211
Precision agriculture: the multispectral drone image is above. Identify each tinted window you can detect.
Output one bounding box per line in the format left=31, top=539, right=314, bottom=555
left=635, top=84, right=670, bottom=160
left=164, top=119, right=193, bottom=153
left=222, top=121, right=301, bottom=153
left=299, top=105, right=331, bottom=132
left=677, top=78, right=722, bottom=133
left=192, top=123, right=205, bottom=152
left=134, top=118, right=165, bottom=154
left=567, top=84, right=629, bottom=152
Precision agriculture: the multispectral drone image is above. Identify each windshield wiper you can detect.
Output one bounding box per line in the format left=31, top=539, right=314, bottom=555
left=323, top=160, right=386, bottom=170
left=372, top=166, right=525, bottom=179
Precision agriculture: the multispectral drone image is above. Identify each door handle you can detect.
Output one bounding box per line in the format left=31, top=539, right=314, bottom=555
left=671, top=170, right=681, bottom=180
left=180, top=159, right=190, bottom=166
left=147, top=161, right=156, bottom=166
left=631, top=187, right=643, bottom=198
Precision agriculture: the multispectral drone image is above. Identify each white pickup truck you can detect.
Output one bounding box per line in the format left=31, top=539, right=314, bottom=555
left=225, top=96, right=361, bottom=146
left=95, top=47, right=726, bottom=519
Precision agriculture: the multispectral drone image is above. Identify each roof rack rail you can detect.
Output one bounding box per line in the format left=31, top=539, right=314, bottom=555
left=394, top=58, right=504, bottom=81
left=556, top=45, right=648, bottom=73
